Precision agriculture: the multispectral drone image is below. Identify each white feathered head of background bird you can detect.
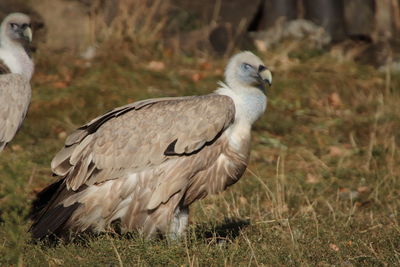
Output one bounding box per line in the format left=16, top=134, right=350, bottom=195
left=0, top=13, right=32, bottom=49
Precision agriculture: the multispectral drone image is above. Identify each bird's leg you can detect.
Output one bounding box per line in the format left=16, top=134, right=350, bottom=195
left=178, top=206, right=189, bottom=235
left=168, top=206, right=189, bottom=240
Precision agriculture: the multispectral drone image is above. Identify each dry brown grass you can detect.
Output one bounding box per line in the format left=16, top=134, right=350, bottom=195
left=88, top=0, right=170, bottom=56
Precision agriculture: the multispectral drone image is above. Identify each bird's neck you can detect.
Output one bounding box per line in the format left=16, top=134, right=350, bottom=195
left=215, top=82, right=267, bottom=125
left=215, top=82, right=266, bottom=153
left=0, top=39, right=34, bottom=80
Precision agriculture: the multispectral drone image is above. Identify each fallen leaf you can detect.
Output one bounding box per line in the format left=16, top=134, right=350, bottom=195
left=328, top=92, right=342, bottom=108
left=306, top=173, right=320, bottom=184
left=200, top=62, right=212, bottom=70
left=329, top=243, right=339, bottom=251
left=52, top=81, right=68, bottom=89
left=11, top=145, right=22, bottom=152
left=147, top=61, right=165, bottom=71
left=239, top=196, right=248, bottom=205
left=357, top=186, right=369, bottom=193
left=329, top=146, right=344, bottom=157
left=191, top=73, right=203, bottom=82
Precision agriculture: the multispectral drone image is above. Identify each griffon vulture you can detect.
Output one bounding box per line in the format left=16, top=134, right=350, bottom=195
left=30, top=51, right=272, bottom=239
left=0, top=13, right=34, bottom=152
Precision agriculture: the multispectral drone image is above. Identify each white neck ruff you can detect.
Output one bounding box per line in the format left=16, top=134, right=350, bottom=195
left=215, top=82, right=267, bottom=125
left=0, top=39, right=34, bottom=80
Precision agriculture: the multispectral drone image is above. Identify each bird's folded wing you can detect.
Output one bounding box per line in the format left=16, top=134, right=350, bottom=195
left=0, top=59, right=11, bottom=74
left=0, top=74, right=31, bottom=150
left=51, top=94, right=235, bottom=191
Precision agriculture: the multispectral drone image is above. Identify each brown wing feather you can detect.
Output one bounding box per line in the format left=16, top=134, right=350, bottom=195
left=51, top=94, right=235, bottom=191
left=0, top=59, right=11, bottom=74
left=0, top=74, right=31, bottom=151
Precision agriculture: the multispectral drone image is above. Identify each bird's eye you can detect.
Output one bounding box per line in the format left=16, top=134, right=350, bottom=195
left=10, top=23, right=19, bottom=30
left=242, top=63, right=252, bottom=71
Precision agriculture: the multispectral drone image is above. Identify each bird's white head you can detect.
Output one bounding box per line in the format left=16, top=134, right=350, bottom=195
left=217, top=51, right=272, bottom=125
left=224, top=51, right=272, bottom=93
left=0, top=13, right=32, bottom=49
left=0, top=13, right=34, bottom=80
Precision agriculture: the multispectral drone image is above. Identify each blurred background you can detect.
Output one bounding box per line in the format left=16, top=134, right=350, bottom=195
left=1, top=0, right=400, bottom=68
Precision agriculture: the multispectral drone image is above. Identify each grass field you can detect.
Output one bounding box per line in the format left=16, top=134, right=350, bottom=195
left=0, top=39, right=399, bottom=266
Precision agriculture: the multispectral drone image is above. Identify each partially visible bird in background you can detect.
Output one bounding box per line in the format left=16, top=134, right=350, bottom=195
left=0, top=12, right=34, bottom=152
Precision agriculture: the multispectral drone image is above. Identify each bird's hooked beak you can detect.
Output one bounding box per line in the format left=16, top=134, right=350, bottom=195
left=22, top=26, right=32, bottom=43
left=257, top=65, right=272, bottom=87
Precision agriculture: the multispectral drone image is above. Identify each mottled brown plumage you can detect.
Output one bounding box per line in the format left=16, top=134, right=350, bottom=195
left=30, top=51, right=272, bottom=240
left=0, top=59, right=11, bottom=74
left=0, top=74, right=31, bottom=150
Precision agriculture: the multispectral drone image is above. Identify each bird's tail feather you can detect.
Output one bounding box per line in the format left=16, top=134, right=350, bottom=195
left=29, top=178, right=81, bottom=239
